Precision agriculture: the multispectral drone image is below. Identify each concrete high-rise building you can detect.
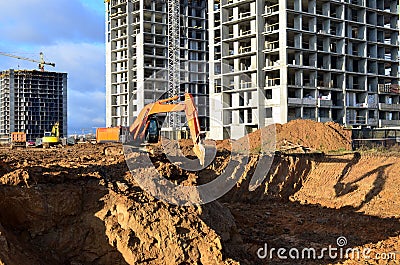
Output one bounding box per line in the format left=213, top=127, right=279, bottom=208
left=0, top=69, right=67, bottom=142
left=209, top=0, right=400, bottom=139
left=105, top=0, right=209, bottom=133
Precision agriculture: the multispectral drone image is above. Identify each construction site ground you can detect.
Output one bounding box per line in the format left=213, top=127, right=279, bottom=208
left=0, top=120, right=399, bottom=265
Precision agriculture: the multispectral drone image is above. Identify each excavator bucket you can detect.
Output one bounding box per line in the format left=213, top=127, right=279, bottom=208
left=193, top=142, right=205, bottom=166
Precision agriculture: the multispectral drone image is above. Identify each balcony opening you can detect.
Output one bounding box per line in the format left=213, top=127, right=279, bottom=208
left=265, top=70, right=280, bottom=87
left=303, top=108, right=315, bottom=120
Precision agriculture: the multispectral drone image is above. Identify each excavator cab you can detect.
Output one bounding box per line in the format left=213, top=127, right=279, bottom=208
left=146, top=117, right=160, bottom=143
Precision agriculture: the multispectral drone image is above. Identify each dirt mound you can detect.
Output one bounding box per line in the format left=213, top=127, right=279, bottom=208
left=241, top=120, right=352, bottom=153
left=276, top=120, right=352, bottom=152
left=157, top=120, right=351, bottom=156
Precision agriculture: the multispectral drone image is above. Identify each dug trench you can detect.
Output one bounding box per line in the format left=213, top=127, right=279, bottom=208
left=0, top=144, right=400, bottom=265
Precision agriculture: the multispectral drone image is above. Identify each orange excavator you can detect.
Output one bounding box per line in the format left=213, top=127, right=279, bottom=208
left=129, top=93, right=205, bottom=165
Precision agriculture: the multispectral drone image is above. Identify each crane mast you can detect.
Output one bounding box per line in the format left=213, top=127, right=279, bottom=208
left=167, top=0, right=181, bottom=131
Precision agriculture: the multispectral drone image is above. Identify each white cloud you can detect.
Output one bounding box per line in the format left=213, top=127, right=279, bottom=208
left=47, top=42, right=106, bottom=134
left=43, top=42, right=105, bottom=90
left=68, top=89, right=106, bottom=133
left=92, top=117, right=106, bottom=124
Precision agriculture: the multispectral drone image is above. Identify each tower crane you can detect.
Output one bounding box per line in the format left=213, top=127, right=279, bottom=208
left=0, top=52, right=55, bottom=71
left=167, top=0, right=181, bottom=131
left=105, top=0, right=181, bottom=131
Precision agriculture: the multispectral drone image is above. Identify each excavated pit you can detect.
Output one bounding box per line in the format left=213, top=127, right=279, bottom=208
left=0, top=180, right=126, bottom=265
left=0, top=146, right=241, bottom=265
left=0, top=120, right=399, bottom=264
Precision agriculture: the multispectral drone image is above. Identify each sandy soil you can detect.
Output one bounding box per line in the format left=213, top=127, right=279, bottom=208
left=0, top=121, right=398, bottom=265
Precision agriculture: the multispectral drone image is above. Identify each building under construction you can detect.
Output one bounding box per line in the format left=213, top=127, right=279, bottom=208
left=105, top=0, right=209, bottom=134
left=105, top=0, right=399, bottom=140
left=208, top=0, right=400, bottom=139
left=0, top=69, right=67, bottom=142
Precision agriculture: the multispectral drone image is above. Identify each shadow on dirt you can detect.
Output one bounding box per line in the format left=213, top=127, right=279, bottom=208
left=0, top=161, right=129, bottom=265
left=207, top=152, right=400, bottom=265
left=224, top=200, right=400, bottom=265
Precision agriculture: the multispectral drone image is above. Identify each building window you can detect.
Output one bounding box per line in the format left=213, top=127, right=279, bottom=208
left=265, top=107, right=272, bottom=118
left=265, top=89, right=272, bottom=99
left=239, top=109, right=245, bottom=123
left=239, top=93, right=244, bottom=106
left=247, top=109, right=252, bottom=123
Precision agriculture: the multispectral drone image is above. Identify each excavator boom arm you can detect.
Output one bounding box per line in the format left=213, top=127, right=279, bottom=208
left=51, top=122, right=60, bottom=137
left=129, top=93, right=204, bottom=164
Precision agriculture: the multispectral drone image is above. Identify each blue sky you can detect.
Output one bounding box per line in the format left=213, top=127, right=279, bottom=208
left=0, top=0, right=106, bottom=135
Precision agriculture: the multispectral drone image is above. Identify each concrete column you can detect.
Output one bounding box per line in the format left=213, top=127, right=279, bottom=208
left=9, top=69, right=15, bottom=134
left=62, top=73, right=68, bottom=137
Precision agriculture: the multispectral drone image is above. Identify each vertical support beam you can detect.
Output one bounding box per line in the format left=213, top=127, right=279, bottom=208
left=62, top=73, right=68, bottom=138
left=167, top=0, right=181, bottom=130
left=279, top=0, right=288, bottom=123
left=9, top=69, right=15, bottom=134
left=256, top=0, right=265, bottom=128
